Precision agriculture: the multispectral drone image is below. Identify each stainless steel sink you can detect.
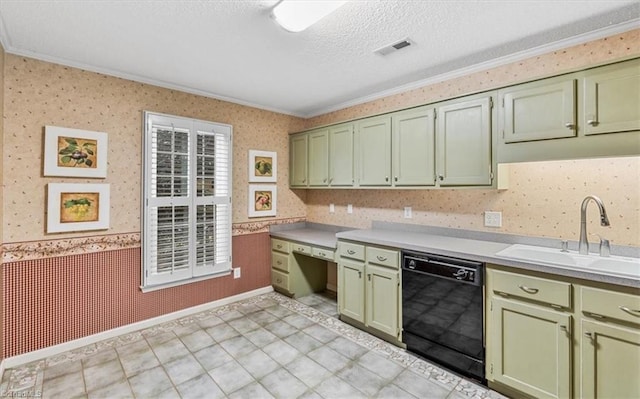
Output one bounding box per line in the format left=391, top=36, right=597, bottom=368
left=495, top=244, right=640, bottom=279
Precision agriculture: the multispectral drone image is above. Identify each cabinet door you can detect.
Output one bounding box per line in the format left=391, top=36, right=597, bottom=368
left=583, top=59, right=640, bottom=136
left=581, top=319, right=640, bottom=399
left=308, top=128, right=329, bottom=186
left=329, top=123, right=354, bottom=186
left=500, top=78, right=577, bottom=143
left=392, top=106, right=436, bottom=186
left=290, top=134, right=308, bottom=187
left=357, top=116, right=392, bottom=186
left=437, top=96, right=493, bottom=186
left=338, top=260, right=365, bottom=323
left=490, top=297, right=572, bottom=399
left=366, top=264, right=399, bottom=337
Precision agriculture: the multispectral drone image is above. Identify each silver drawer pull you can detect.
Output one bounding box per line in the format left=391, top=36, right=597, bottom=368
left=276, top=278, right=282, bottom=283
left=377, top=255, right=387, bottom=262
left=518, top=285, right=539, bottom=294
left=358, top=271, right=362, bottom=278
left=560, top=325, right=570, bottom=334
left=319, top=252, right=325, bottom=257
left=347, top=249, right=356, bottom=255
left=565, top=122, right=575, bottom=129
left=277, top=244, right=282, bottom=248
left=586, top=119, right=598, bottom=126
left=277, top=260, right=282, bottom=265
left=584, top=331, right=593, bottom=340
left=619, top=306, right=640, bottom=317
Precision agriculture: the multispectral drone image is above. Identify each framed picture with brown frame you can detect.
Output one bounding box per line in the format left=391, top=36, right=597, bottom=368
left=43, top=125, right=108, bottom=178
left=248, top=185, right=277, bottom=218
left=248, top=150, right=277, bottom=183
left=47, top=183, right=110, bottom=233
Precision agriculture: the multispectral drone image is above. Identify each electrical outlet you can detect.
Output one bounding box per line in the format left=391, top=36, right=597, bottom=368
left=484, top=211, right=502, bottom=228
left=347, top=204, right=353, bottom=214
left=404, top=207, right=412, bottom=219
left=329, top=203, right=335, bottom=213
left=233, top=268, right=241, bottom=279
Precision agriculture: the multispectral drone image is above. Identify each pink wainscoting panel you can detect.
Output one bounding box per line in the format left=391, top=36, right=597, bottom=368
left=3, top=232, right=271, bottom=358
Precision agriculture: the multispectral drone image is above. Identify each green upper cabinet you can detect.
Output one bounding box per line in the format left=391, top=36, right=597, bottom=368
left=499, top=76, right=577, bottom=143
left=583, top=58, right=640, bottom=136
left=308, top=128, right=329, bottom=186
left=391, top=106, right=436, bottom=186
left=436, top=95, right=494, bottom=186
left=329, top=123, right=354, bottom=186
left=357, top=116, right=392, bottom=186
left=289, top=133, right=308, bottom=187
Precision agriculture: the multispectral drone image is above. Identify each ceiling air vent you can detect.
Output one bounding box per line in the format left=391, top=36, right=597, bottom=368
left=374, top=38, right=414, bottom=56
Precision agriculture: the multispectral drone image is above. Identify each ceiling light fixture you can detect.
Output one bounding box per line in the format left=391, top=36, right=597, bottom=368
left=272, top=0, right=347, bottom=33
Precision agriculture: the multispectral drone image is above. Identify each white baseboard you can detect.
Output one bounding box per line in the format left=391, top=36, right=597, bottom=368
left=2, top=286, right=274, bottom=370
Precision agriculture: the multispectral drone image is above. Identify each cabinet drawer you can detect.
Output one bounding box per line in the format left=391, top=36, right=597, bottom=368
left=582, top=286, right=640, bottom=326
left=271, top=269, right=290, bottom=291
left=338, top=242, right=365, bottom=261
left=312, top=247, right=335, bottom=261
left=271, top=252, right=289, bottom=272
left=366, top=247, right=399, bottom=269
left=291, top=243, right=312, bottom=255
left=271, top=238, right=290, bottom=254
left=492, top=269, right=572, bottom=309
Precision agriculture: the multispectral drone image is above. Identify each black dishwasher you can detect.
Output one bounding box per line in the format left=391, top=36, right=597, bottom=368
left=402, top=250, right=485, bottom=383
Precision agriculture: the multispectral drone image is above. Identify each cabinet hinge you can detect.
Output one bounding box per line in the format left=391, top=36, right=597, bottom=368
left=490, top=363, right=494, bottom=374
left=490, top=172, right=494, bottom=181
left=489, top=97, right=494, bottom=109
left=145, top=269, right=148, bottom=278
left=434, top=109, right=437, bottom=119
left=501, top=98, right=504, bottom=108
left=490, top=300, right=493, bottom=311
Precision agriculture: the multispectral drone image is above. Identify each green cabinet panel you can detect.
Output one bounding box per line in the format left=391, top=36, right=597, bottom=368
left=583, top=59, right=640, bottom=136
left=491, top=297, right=572, bottom=399
left=580, top=319, right=640, bottom=399
left=357, top=116, right=392, bottom=186
left=392, top=106, right=436, bottom=186
left=366, top=264, right=399, bottom=337
left=329, top=123, right=354, bottom=186
left=290, top=133, right=308, bottom=187
left=437, top=96, right=493, bottom=186
left=500, top=77, right=577, bottom=143
left=308, top=128, right=329, bottom=186
left=338, top=259, right=365, bottom=323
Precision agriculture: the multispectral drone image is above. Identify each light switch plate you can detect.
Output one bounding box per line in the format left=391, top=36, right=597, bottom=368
left=233, top=268, right=241, bottom=279
left=329, top=203, right=335, bottom=213
left=347, top=204, right=353, bottom=214
left=404, top=207, right=412, bottom=218
left=484, top=211, right=502, bottom=227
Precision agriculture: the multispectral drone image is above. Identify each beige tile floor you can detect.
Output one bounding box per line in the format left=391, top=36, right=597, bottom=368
left=1, top=292, right=506, bottom=399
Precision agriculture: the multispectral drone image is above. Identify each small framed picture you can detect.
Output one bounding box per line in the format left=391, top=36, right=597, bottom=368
left=47, top=183, right=110, bottom=233
left=44, top=125, right=108, bottom=178
left=248, top=185, right=277, bottom=218
left=248, top=150, right=277, bottom=183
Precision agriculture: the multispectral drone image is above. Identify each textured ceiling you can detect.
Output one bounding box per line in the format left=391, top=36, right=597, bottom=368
left=0, top=0, right=638, bottom=117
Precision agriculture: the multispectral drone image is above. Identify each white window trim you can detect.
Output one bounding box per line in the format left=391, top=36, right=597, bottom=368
left=141, top=111, right=233, bottom=290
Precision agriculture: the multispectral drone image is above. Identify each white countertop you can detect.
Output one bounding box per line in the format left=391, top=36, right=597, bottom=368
left=271, top=222, right=640, bottom=289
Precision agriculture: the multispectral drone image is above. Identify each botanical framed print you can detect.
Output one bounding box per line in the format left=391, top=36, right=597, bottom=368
left=47, top=183, right=110, bottom=233
left=248, top=150, right=277, bottom=183
left=248, top=185, right=277, bottom=218
left=44, top=125, right=108, bottom=178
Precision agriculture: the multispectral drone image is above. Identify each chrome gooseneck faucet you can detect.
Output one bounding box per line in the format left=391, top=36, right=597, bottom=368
left=579, top=195, right=610, bottom=255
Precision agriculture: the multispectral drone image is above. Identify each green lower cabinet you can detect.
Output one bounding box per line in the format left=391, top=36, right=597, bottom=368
left=490, top=297, right=572, bottom=399
left=338, top=259, right=365, bottom=323
left=365, top=264, right=399, bottom=337
left=580, top=319, right=640, bottom=399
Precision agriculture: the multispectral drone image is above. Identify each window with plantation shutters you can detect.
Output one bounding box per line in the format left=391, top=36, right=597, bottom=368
left=142, top=112, right=232, bottom=289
